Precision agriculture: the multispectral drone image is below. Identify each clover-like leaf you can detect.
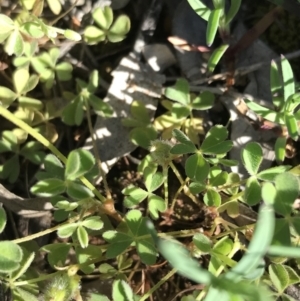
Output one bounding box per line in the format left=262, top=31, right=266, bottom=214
left=193, top=233, right=212, bottom=254
left=82, top=216, right=103, bottom=231
left=103, top=230, right=133, bottom=258
left=244, top=176, right=261, bottom=206
left=164, top=78, right=190, bottom=106
left=36, top=153, right=64, bottom=180
left=144, top=168, right=164, bottom=193
left=148, top=194, right=166, bottom=220
left=192, top=91, right=215, bottom=110
left=171, top=129, right=197, bottom=154
left=203, top=189, right=221, bottom=207
left=123, top=185, right=148, bottom=207
left=66, top=181, right=94, bottom=200
left=77, top=225, right=89, bottom=248
left=241, top=142, right=263, bottom=175
left=200, top=125, right=232, bottom=154
left=93, top=6, right=113, bottom=30
left=0, top=241, right=23, bottom=273
left=31, top=178, right=66, bottom=197
left=185, top=153, right=209, bottom=182
left=65, top=149, right=95, bottom=180
left=57, top=223, right=78, bottom=238
left=273, top=173, right=299, bottom=216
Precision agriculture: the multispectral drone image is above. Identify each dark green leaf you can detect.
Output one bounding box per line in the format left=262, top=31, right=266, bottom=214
left=257, top=165, right=291, bottom=181
left=204, top=189, right=221, bottom=206
left=207, top=44, right=229, bottom=72
left=123, top=185, right=148, bottom=207
left=189, top=181, right=206, bottom=194
left=185, top=153, right=209, bottom=182
left=103, top=231, right=132, bottom=258
left=192, top=91, right=215, bottom=110
left=200, top=125, right=232, bottom=154
left=193, top=233, right=212, bottom=253
left=244, top=176, right=261, bottom=206
left=273, top=173, right=299, bottom=216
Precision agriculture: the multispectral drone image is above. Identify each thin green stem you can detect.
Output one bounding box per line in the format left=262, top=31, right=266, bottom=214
left=163, top=167, right=169, bottom=208
left=169, top=161, right=198, bottom=204
left=85, top=98, right=112, bottom=200
left=0, top=105, right=106, bottom=203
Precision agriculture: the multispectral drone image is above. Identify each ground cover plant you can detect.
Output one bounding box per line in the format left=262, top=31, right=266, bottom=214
left=0, top=0, right=300, bottom=300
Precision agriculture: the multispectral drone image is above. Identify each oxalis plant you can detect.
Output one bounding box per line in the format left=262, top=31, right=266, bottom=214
left=0, top=2, right=299, bottom=301
left=0, top=59, right=300, bottom=301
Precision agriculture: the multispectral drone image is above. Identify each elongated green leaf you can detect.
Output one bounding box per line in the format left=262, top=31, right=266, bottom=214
left=225, top=204, right=275, bottom=281
left=147, top=221, right=214, bottom=284
left=268, top=246, right=300, bottom=258
left=187, top=0, right=211, bottom=21
left=207, top=44, right=229, bottom=72
left=225, top=0, right=241, bottom=25
left=77, top=225, right=89, bottom=248
left=206, top=9, right=221, bottom=47
left=257, top=165, right=290, bottom=181
left=281, top=55, right=295, bottom=103
left=284, top=113, right=299, bottom=140
left=0, top=207, right=6, bottom=234
left=244, top=99, right=283, bottom=124
left=269, top=263, right=290, bottom=294
left=270, top=60, right=282, bottom=104
left=241, top=142, right=263, bottom=175
left=274, top=137, right=287, bottom=163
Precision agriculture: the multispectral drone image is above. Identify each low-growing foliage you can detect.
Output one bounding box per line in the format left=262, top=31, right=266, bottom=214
left=0, top=1, right=299, bottom=301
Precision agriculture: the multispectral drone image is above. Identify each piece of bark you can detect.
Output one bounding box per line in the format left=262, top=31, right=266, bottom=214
left=0, top=183, right=52, bottom=218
